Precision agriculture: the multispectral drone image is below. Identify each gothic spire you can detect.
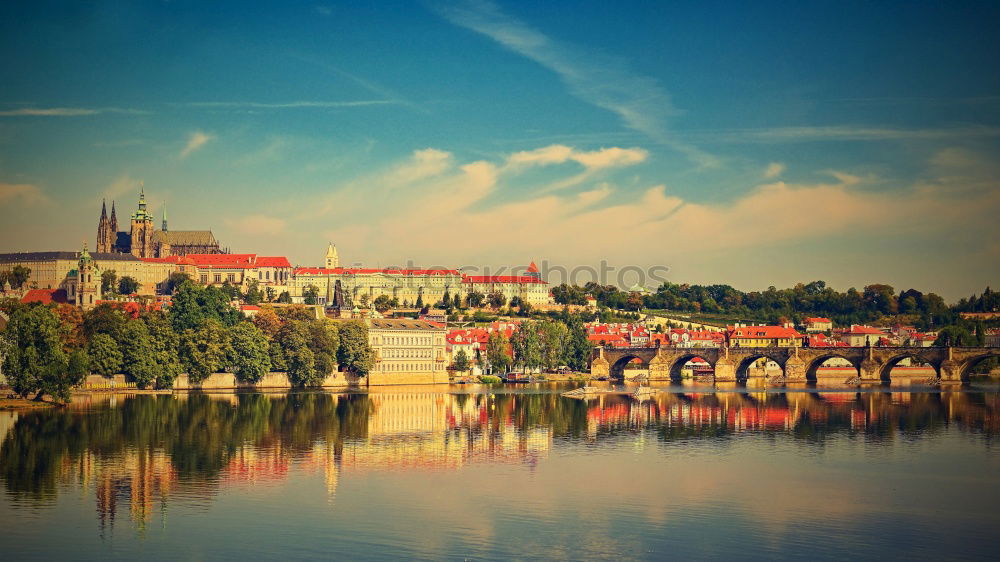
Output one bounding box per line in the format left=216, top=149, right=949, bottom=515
left=100, top=199, right=107, bottom=219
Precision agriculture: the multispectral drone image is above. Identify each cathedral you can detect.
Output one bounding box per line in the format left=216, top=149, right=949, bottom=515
left=96, top=185, right=224, bottom=258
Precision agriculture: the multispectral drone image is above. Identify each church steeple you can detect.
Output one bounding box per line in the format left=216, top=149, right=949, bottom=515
left=110, top=201, right=118, bottom=232
left=96, top=200, right=110, bottom=252
left=325, top=243, right=340, bottom=269
left=162, top=203, right=168, bottom=232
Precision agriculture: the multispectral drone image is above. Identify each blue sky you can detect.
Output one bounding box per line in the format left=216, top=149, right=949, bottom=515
left=1, top=0, right=998, bottom=300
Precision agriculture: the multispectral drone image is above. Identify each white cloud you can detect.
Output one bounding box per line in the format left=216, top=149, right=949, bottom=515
left=225, top=215, right=286, bottom=236
left=505, top=145, right=648, bottom=171
left=102, top=175, right=140, bottom=201
left=701, top=125, right=1000, bottom=143
left=763, top=162, right=785, bottom=179
left=184, top=100, right=395, bottom=109
left=180, top=131, right=214, bottom=158
left=284, top=145, right=999, bottom=298
left=0, top=106, right=147, bottom=117
left=435, top=1, right=717, bottom=167
left=0, top=182, right=48, bottom=206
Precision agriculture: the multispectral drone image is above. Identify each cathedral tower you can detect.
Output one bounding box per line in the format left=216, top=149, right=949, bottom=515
left=129, top=184, right=155, bottom=258
left=96, top=200, right=111, bottom=253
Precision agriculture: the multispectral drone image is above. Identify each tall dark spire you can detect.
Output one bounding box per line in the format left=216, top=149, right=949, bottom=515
left=110, top=201, right=118, bottom=231
left=100, top=199, right=107, bottom=220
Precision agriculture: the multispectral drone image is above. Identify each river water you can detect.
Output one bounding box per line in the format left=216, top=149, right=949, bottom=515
left=1, top=383, right=997, bottom=560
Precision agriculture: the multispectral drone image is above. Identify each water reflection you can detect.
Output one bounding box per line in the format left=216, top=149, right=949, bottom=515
left=0, top=387, right=996, bottom=540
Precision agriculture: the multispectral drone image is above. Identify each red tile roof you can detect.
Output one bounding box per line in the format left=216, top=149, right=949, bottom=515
left=462, top=275, right=547, bottom=284
left=21, top=289, right=68, bottom=305
left=844, top=325, right=887, bottom=335
left=182, top=254, right=291, bottom=269
left=727, top=325, right=802, bottom=339
left=805, top=317, right=831, bottom=323
left=294, top=267, right=460, bottom=276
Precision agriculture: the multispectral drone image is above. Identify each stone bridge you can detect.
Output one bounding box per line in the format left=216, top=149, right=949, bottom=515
left=589, top=345, right=1000, bottom=383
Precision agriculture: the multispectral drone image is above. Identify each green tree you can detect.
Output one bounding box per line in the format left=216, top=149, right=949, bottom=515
left=165, top=271, right=191, bottom=294
left=6, top=265, right=31, bottom=289
left=511, top=321, right=541, bottom=372
left=118, top=276, right=140, bottom=295
left=101, top=270, right=118, bottom=294
left=143, top=312, right=183, bottom=388
left=466, top=291, right=484, bottom=308
left=228, top=322, right=271, bottom=383
left=1, top=305, right=71, bottom=401
left=373, top=295, right=392, bottom=313
left=179, top=319, right=230, bottom=383
left=303, top=285, right=320, bottom=305
left=283, top=326, right=317, bottom=386
left=244, top=279, right=262, bottom=305
left=563, top=317, right=592, bottom=371
left=453, top=349, right=470, bottom=373
left=169, top=282, right=241, bottom=332
left=487, top=291, right=507, bottom=309
left=336, top=320, right=375, bottom=376
left=415, top=294, right=424, bottom=308
left=86, top=333, right=122, bottom=376
left=82, top=302, right=128, bottom=343
left=486, top=331, right=510, bottom=374
left=120, top=320, right=158, bottom=389
left=539, top=320, right=569, bottom=371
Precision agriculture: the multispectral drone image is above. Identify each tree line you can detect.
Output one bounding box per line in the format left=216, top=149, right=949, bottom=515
left=0, top=280, right=374, bottom=402
left=553, top=280, right=998, bottom=330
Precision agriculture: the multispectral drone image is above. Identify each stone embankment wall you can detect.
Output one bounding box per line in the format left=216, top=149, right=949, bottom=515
left=173, top=371, right=353, bottom=390
left=366, top=371, right=449, bottom=386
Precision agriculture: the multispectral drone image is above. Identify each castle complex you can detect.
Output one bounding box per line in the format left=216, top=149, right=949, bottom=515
left=97, top=185, right=223, bottom=258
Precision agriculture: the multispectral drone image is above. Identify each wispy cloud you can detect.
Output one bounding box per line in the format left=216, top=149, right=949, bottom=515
left=0, top=106, right=147, bottom=117
left=180, top=131, right=214, bottom=158
left=0, top=182, right=48, bottom=206
left=698, top=125, right=1000, bottom=143
left=184, top=100, right=397, bottom=109
left=763, top=162, right=785, bottom=179
left=434, top=0, right=717, bottom=167
left=102, top=175, right=140, bottom=201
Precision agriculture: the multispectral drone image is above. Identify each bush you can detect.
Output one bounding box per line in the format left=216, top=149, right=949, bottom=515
left=477, top=375, right=502, bottom=384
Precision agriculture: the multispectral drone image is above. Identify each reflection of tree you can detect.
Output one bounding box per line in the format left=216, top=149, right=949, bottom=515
left=1, top=388, right=997, bottom=528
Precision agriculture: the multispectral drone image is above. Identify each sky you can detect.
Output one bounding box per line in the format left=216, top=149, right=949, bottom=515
left=1, top=0, right=998, bottom=301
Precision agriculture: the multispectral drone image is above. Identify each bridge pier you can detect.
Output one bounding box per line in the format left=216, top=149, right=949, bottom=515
left=590, top=348, right=609, bottom=379
left=714, top=358, right=736, bottom=382
left=648, top=349, right=670, bottom=380
left=784, top=354, right=806, bottom=381
left=939, top=359, right=962, bottom=384
left=859, top=359, right=882, bottom=384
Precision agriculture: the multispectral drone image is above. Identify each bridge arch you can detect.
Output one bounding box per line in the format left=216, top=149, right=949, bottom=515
left=735, top=353, right=786, bottom=382
left=668, top=353, right=716, bottom=381
left=879, top=353, right=940, bottom=382
left=959, top=353, right=999, bottom=381
left=609, top=355, right=644, bottom=380
left=804, top=353, right=860, bottom=382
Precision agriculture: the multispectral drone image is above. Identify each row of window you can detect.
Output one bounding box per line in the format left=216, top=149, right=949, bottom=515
left=383, top=349, right=433, bottom=359
left=378, top=362, right=445, bottom=372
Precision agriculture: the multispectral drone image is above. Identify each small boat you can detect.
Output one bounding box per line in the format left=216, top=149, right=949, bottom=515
left=562, top=386, right=606, bottom=398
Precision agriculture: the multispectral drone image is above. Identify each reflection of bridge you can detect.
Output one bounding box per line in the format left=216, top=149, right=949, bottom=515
left=590, top=345, right=1000, bottom=383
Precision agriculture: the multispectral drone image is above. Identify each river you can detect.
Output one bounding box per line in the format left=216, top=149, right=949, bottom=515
left=1, top=383, right=998, bottom=560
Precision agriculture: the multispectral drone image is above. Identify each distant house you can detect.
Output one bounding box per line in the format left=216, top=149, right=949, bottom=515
left=727, top=325, right=802, bottom=348
left=840, top=325, right=888, bottom=347
left=804, top=317, right=833, bottom=333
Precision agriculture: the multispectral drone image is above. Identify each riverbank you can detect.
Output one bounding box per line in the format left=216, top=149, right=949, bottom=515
left=0, top=397, right=60, bottom=410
